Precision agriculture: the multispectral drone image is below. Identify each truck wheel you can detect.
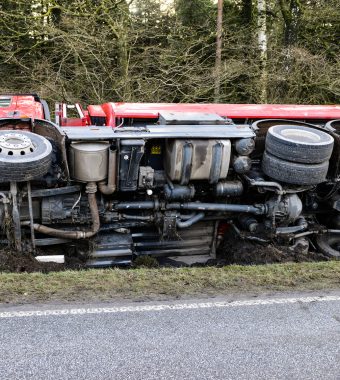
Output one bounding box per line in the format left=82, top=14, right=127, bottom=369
left=262, top=151, right=329, bottom=185
left=325, top=119, right=340, bottom=134
left=0, top=131, right=52, bottom=182
left=266, top=125, right=334, bottom=164
left=316, top=233, right=340, bottom=259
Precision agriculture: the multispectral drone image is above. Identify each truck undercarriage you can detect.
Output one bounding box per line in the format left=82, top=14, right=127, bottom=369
left=0, top=94, right=340, bottom=267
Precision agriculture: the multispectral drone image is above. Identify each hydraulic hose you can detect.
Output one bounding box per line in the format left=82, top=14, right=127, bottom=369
left=30, top=182, right=100, bottom=239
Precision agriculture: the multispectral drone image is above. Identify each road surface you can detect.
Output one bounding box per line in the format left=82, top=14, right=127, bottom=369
left=1, top=292, right=340, bottom=380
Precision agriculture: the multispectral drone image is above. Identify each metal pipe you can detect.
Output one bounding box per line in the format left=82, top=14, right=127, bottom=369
left=0, top=192, right=11, bottom=247
left=180, top=142, right=193, bottom=185
left=276, top=217, right=308, bottom=235
left=27, top=182, right=36, bottom=252
left=252, top=180, right=283, bottom=193
left=31, top=185, right=81, bottom=198
left=116, top=201, right=158, bottom=210
left=30, top=182, right=100, bottom=239
left=292, top=231, right=319, bottom=239
left=176, top=212, right=205, bottom=228
left=100, top=221, right=149, bottom=231
left=179, top=213, right=196, bottom=220
left=276, top=225, right=306, bottom=235
left=166, top=175, right=175, bottom=190
left=121, top=214, right=154, bottom=221
left=166, top=202, right=266, bottom=215
left=116, top=201, right=266, bottom=214
left=246, top=177, right=283, bottom=194
left=98, top=148, right=117, bottom=195
left=209, top=142, right=223, bottom=184
left=0, top=192, right=8, bottom=200
left=10, top=182, right=22, bottom=252
left=164, top=184, right=195, bottom=201
left=246, top=179, right=283, bottom=227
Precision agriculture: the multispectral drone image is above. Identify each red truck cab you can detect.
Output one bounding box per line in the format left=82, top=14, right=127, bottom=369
left=0, top=94, right=50, bottom=121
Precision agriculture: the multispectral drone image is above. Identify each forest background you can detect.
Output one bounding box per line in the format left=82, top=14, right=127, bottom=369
left=0, top=0, right=339, bottom=106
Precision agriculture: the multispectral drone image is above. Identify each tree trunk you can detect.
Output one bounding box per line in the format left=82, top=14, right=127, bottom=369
left=279, top=0, right=302, bottom=47
left=242, top=0, right=253, bottom=24
left=214, top=0, right=223, bottom=102
left=257, top=0, right=267, bottom=103
left=279, top=0, right=302, bottom=74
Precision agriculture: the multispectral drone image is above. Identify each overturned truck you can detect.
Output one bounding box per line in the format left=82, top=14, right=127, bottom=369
left=0, top=94, right=340, bottom=266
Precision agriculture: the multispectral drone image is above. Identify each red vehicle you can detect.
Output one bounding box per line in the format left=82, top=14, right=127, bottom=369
left=1, top=93, right=340, bottom=266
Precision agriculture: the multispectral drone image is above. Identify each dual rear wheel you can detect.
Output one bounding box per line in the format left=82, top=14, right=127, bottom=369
left=262, top=124, right=339, bottom=259
left=262, top=125, right=334, bottom=185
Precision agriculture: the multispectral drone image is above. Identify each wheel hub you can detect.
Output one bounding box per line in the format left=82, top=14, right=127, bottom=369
left=0, top=133, right=35, bottom=156
left=281, top=128, right=321, bottom=143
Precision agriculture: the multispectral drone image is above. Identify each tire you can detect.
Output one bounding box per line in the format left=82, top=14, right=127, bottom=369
left=0, top=131, right=52, bottom=182
left=265, top=125, right=334, bottom=164
left=325, top=119, right=340, bottom=134
left=262, top=151, right=329, bottom=185
left=316, top=233, right=340, bottom=259
left=40, top=99, right=51, bottom=121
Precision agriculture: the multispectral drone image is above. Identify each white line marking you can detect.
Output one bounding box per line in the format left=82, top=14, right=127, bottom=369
left=1, top=295, right=339, bottom=319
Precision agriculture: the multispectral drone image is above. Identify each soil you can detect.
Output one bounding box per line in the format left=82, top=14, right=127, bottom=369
left=220, top=235, right=328, bottom=265
left=0, top=235, right=330, bottom=273
left=0, top=249, right=64, bottom=273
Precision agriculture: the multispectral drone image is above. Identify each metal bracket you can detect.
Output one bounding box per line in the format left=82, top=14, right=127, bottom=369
left=162, top=212, right=178, bottom=240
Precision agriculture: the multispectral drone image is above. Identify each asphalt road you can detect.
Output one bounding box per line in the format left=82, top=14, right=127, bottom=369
left=1, top=292, right=340, bottom=380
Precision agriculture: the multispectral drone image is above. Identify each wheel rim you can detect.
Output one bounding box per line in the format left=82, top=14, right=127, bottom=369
left=280, top=128, right=321, bottom=143
left=0, top=133, right=35, bottom=157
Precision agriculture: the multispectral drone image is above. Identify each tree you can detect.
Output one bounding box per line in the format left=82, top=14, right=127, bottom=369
left=278, top=0, right=302, bottom=47
left=241, top=0, right=253, bottom=24
left=257, top=0, right=267, bottom=102
left=0, top=0, right=338, bottom=106
left=175, top=0, right=214, bottom=28
left=214, top=0, right=223, bottom=102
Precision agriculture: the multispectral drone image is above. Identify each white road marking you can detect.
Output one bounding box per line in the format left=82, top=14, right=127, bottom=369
left=1, top=295, right=339, bottom=319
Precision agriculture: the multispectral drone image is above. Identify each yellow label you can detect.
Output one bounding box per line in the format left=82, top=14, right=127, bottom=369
left=151, top=145, right=161, bottom=155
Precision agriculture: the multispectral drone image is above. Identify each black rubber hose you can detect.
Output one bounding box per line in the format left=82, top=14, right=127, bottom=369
left=176, top=213, right=205, bottom=228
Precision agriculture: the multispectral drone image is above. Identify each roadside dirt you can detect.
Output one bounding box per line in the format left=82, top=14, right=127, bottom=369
left=0, top=238, right=329, bottom=273
left=0, top=249, right=63, bottom=273
left=220, top=236, right=328, bottom=265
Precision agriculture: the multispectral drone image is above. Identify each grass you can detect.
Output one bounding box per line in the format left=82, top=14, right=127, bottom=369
left=1, top=261, right=340, bottom=305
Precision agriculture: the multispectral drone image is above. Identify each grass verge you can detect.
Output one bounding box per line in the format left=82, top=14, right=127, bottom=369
left=1, top=261, right=340, bottom=305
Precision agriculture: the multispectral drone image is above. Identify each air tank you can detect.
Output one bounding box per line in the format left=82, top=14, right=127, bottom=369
left=69, top=142, right=109, bottom=182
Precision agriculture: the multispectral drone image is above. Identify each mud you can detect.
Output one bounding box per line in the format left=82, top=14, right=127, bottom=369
left=0, top=237, right=330, bottom=273
left=0, top=249, right=64, bottom=273
left=220, top=236, right=328, bottom=265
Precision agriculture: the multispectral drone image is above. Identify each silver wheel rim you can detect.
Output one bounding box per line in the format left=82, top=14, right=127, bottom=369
left=0, top=133, right=35, bottom=156
left=280, top=128, right=321, bottom=143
